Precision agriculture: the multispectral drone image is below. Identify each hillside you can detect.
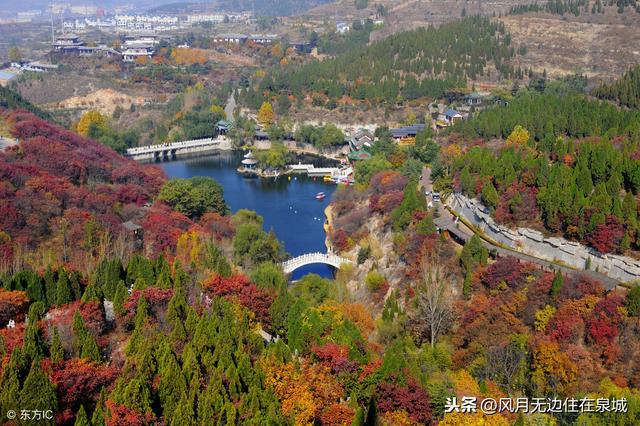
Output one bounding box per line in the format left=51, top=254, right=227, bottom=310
left=500, top=10, right=640, bottom=79
left=0, top=94, right=640, bottom=425
left=593, top=65, right=640, bottom=108
left=241, top=16, right=520, bottom=110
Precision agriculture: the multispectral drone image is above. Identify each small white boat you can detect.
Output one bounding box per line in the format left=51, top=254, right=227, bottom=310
left=315, top=192, right=326, bottom=200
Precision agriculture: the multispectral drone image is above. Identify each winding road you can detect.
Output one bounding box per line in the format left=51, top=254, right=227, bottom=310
left=420, top=167, right=620, bottom=291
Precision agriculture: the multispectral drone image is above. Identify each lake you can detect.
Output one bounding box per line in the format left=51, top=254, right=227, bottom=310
left=160, top=151, right=339, bottom=279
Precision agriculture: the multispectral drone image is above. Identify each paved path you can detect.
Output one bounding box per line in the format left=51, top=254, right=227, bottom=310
left=421, top=167, right=620, bottom=291
left=225, top=92, right=236, bottom=122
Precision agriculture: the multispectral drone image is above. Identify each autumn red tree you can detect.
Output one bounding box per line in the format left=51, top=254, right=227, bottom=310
left=375, top=378, right=432, bottom=424
left=202, top=274, right=273, bottom=326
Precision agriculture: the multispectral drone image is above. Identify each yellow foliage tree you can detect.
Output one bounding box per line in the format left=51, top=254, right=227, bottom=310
left=452, top=369, right=481, bottom=397
left=532, top=340, right=577, bottom=395
left=506, top=125, right=530, bottom=146
left=262, top=358, right=344, bottom=425
left=258, top=101, right=275, bottom=126
left=210, top=105, right=224, bottom=115
left=534, top=305, right=556, bottom=332
left=171, top=47, right=207, bottom=65
left=271, top=43, right=284, bottom=59
left=175, top=230, right=204, bottom=269
left=76, top=110, right=108, bottom=136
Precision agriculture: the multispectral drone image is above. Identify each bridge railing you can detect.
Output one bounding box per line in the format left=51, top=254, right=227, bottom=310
left=126, top=137, right=223, bottom=155
left=281, top=252, right=353, bottom=272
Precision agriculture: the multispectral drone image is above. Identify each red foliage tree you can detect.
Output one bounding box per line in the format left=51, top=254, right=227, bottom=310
left=319, top=403, right=355, bottom=426
left=142, top=204, right=194, bottom=254
left=0, top=289, right=30, bottom=325
left=481, top=257, right=526, bottom=290
left=47, top=359, right=118, bottom=423
left=587, top=215, right=625, bottom=254
left=369, top=171, right=408, bottom=194
left=200, top=212, right=235, bottom=240
left=587, top=295, right=624, bottom=346
left=0, top=109, right=166, bottom=268
left=370, top=190, right=404, bottom=214
left=494, top=182, right=539, bottom=224
left=0, top=323, right=25, bottom=357
left=375, top=378, right=432, bottom=424
left=202, top=274, right=273, bottom=326
left=311, top=342, right=358, bottom=374
left=105, top=400, right=156, bottom=426
left=331, top=229, right=352, bottom=253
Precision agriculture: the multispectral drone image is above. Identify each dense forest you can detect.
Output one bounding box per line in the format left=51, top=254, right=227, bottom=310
left=445, top=90, right=640, bottom=254
left=1, top=81, right=640, bottom=425
left=509, top=0, right=640, bottom=15
left=593, top=65, right=640, bottom=109
left=240, top=16, right=520, bottom=109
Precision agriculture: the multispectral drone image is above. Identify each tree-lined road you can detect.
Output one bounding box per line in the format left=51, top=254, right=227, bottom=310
left=420, top=167, right=620, bottom=291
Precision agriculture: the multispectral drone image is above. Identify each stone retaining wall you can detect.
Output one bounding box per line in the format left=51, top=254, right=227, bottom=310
left=447, top=193, right=640, bottom=283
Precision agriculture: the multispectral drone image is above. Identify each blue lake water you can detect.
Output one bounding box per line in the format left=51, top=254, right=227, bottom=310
left=160, top=151, right=338, bottom=279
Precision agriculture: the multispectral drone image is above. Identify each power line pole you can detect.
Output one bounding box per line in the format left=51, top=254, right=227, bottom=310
left=50, top=0, right=55, bottom=44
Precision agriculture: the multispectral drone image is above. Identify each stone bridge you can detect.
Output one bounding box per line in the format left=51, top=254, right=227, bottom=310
left=281, top=252, right=353, bottom=274
left=125, top=137, right=227, bottom=161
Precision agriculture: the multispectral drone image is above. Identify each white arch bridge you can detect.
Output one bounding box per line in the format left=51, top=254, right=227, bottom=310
left=281, top=252, right=353, bottom=274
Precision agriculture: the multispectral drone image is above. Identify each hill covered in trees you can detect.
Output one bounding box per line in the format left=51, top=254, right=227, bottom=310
left=593, top=65, right=640, bottom=109
left=240, top=16, right=520, bottom=109
left=445, top=90, right=640, bottom=255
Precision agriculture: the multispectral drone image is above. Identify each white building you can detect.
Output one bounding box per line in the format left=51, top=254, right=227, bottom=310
left=53, top=33, right=84, bottom=52
left=187, top=14, right=225, bottom=24
left=70, top=5, right=98, bottom=16
left=336, top=22, right=350, bottom=34
left=11, top=61, right=58, bottom=72
left=249, top=34, right=279, bottom=44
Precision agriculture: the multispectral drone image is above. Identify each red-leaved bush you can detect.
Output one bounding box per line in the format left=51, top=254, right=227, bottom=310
left=202, top=274, right=273, bottom=326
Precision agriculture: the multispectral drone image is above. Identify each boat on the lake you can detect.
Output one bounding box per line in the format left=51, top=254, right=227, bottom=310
left=315, top=192, right=326, bottom=200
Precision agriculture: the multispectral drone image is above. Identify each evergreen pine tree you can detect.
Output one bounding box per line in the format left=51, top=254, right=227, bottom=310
left=72, top=310, right=88, bottom=355
left=550, top=271, right=564, bottom=298
left=0, top=357, right=20, bottom=416
left=19, top=361, right=58, bottom=425
left=112, top=281, right=128, bottom=317
left=23, top=320, right=45, bottom=363
left=74, top=405, right=90, bottom=426
left=44, top=267, right=57, bottom=309
left=158, top=351, right=188, bottom=419
left=170, top=392, right=196, bottom=426
left=50, top=328, right=64, bottom=363
left=56, top=268, right=73, bottom=306
left=80, top=333, right=101, bottom=362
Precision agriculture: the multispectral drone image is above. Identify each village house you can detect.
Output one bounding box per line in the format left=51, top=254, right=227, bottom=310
left=349, top=129, right=374, bottom=151
left=390, top=124, right=427, bottom=142
left=77, top=45, right=122, bottom=58
left=213, top=34, right=248, bottom=44
left=249, top=34, right=279, bottom=44
left=437, top=109, right=463, bottom=128
left=53, top=33, right=84, bottom=52
left=465, top=92, right=484, bottom=107
left=121, top=44, right=154, bottom=62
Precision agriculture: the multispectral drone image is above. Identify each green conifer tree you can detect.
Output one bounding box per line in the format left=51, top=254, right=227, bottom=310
left=19, top=361, right=58, bottom=425
left=74, top=405, right=90, bottom=426
left=56, top=268, right=73, bottom=306
left=50, top=328, right=64, bottom=363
